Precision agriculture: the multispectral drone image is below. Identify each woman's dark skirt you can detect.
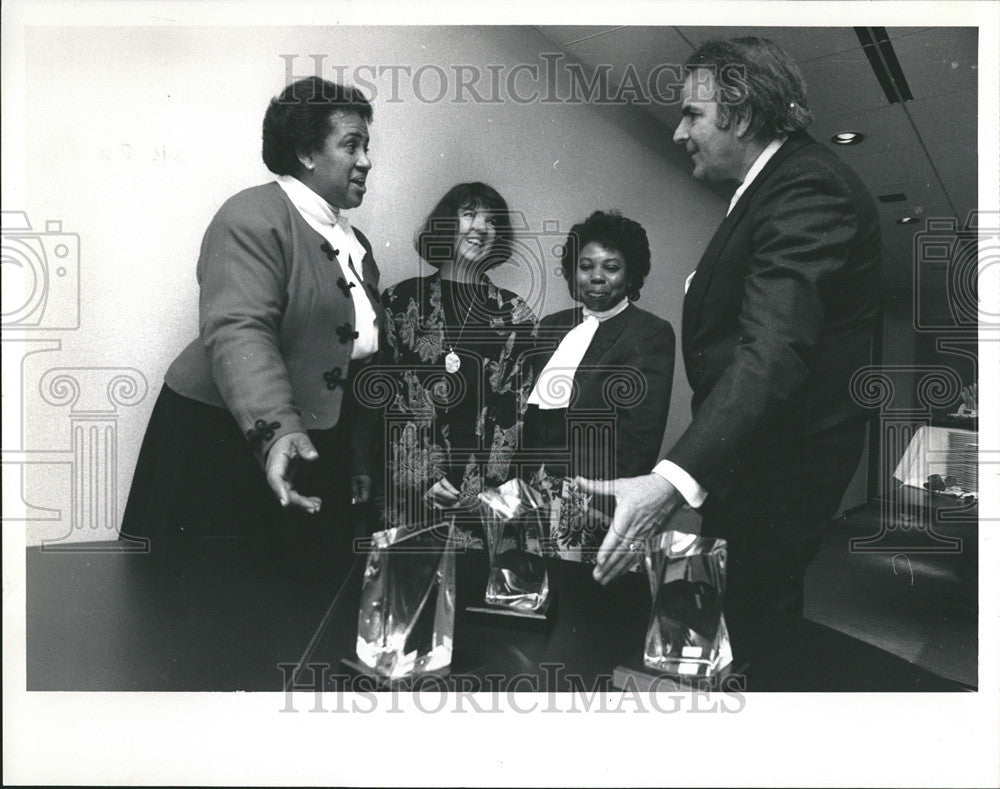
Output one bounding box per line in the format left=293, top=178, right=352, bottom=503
left=119, top=384, right=353, bottom=546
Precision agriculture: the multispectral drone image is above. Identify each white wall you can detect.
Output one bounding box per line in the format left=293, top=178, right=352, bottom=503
left=16, top=25, right=725, bottom=544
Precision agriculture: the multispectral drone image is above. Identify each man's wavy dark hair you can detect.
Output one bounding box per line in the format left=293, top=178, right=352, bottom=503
left=685, top=37, right=812, bottom=141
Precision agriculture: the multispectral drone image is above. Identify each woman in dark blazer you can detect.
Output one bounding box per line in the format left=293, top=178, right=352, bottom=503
left=119, top=77, right=381, bottom=545
left=523, top=211, right=674, bottom=556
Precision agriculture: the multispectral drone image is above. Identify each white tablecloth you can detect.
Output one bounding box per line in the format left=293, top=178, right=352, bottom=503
left=892, top=425, right=978, bottom=493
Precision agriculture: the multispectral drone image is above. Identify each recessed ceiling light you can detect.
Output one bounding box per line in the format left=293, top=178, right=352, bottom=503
left=896, top=216, right=919, bottom=225
left=831, top=131, right=865, bottom=145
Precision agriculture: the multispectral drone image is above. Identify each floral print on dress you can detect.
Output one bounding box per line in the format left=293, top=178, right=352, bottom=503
left=530, top=468, right=616, bottom=565
left=380, top=274, right=539, bottom=530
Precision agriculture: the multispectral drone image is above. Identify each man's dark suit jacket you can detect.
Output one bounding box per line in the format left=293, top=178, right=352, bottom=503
left=525, top=303, right=675, bottom=480
left=664, top=131, right=881, bottom=519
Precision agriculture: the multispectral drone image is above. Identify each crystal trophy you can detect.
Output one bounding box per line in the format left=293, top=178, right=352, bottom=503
left=355, top=519, right=457, bottom=679
left=643, top=531, right=733, bottom=678
left=478, top=478, right=551, bottom=613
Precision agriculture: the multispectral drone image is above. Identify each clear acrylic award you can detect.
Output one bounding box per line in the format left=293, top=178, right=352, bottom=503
left=643, top=531, right=733, bottom=678
left=355, top=519, right=457, bottom=679
left=477, top=478, right=551, bottom=614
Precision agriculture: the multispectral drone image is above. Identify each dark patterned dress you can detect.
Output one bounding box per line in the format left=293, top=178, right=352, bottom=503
left=380, top=274, right=539, bottom=535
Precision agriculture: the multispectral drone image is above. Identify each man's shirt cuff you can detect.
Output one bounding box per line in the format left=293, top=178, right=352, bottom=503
left=652, top=460, right=708, bottom=509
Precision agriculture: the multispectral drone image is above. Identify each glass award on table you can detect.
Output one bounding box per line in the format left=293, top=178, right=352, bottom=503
left=475, top=478, right=553, bottom=618
left=534, top=472, right=613, bottom=564
left=354, top=519, right=458, bottom=681
left=642, top=531, right=733, bottom=680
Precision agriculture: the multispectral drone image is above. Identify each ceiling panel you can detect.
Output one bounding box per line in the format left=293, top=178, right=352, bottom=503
left=554, top=25, right=690, bottom=83
left=885, top=28, right=933, bottom=40
left=807, top=104, right=955, bottom=225
left=872, top=175, right=944, bottom=204
left=890, top=27, right=978, bottom=100
left=919, top=146, right=977, bottom=222
left=798, top=51, right=892, bottom=119
left=811, top=104, right=926, bottom=179
left=642, top=97, right=682, bottom=130
left=906, top=89, right=978, bottom=221
left=535, top=26, right=628, bottom=48
left=809, top=101, right=912, bottom=145
left=879, top=205, right=954, bottom=261
left=675, top=27, right=861, bottom=63
left=905, top=88, right=977, bottom=146
left=537, top=26, right=692, bottom=134
left=561, top=26, right=687, bottom=77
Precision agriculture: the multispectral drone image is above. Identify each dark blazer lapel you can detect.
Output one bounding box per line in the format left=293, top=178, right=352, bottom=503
left=544, top=307, right=581, bottom=341
left=581, top=305, right=631, bottom=365
left=683, top=213, right=737, bottom=342
left=682, top=132, right=816, bottom=343
left=360, top=252, right=381, bottom=324
left=351, top=230, right=383, bottom=335
left=725, top=131, right=814, bottom=222
left=558, top=307, right=583, bottom=334
left=530, top=308, right=578, bottom=377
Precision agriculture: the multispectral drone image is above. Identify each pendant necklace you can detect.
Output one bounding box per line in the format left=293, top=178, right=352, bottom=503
left=444, top=288, right=475, bottom=374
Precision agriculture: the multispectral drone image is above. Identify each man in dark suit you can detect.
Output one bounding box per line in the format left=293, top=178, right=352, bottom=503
left=579, top=37, right=881, bottom=615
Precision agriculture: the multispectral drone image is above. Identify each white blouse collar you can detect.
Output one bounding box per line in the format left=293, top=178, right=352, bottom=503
left=582, top=298, right=630, bottom=322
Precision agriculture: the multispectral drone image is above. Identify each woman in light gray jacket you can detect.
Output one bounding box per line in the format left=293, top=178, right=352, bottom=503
left=120, top=77, right=380, bottom=544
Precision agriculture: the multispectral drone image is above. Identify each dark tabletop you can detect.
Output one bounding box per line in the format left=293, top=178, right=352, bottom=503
left=26, top=539, right=357, bottom=691
left=26, top=540, right=968, bottom=693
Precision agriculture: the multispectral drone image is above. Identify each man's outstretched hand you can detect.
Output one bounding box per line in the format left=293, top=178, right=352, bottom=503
left=575, top=474, right=685, bottom=584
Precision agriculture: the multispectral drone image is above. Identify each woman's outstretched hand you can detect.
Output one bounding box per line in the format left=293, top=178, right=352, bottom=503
left=424, top=477, right=461, bottom=508
left=266, top=431, right=321, bottom=513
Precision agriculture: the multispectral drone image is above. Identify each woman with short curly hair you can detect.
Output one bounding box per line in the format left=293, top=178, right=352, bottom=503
left=523, top=210, right=675, bottom=560
left=120, top=77, right=380, bottom=545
